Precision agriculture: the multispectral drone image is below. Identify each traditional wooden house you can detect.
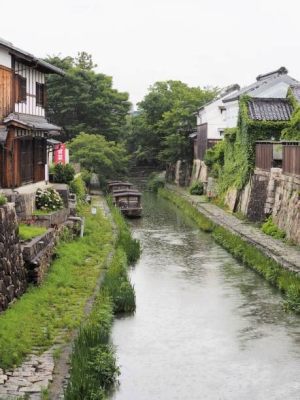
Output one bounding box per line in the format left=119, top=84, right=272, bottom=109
left=193, top=67, right=298, bottom=163
left=0, top=38, right=64, bottom=189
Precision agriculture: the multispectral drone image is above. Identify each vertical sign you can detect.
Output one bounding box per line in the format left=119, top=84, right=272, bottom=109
left=54, top=143, right=66, bottom=164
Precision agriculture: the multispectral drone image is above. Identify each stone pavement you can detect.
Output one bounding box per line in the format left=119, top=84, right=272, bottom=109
left=0, top=350, right=54, bottom=399
left=168, top=185, right=300, bottom=274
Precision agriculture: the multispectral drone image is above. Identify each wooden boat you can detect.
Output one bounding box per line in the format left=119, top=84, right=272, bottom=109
left=112, top=190, right=142, bottom=218
left=107, top=181, right=133, bottom=193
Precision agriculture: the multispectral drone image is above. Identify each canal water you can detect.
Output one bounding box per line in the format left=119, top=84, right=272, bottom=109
left=111, top=193, right=300, bottom=400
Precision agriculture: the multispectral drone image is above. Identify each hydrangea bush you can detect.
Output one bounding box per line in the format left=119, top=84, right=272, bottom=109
left=35, top=188, right=64, bottom=212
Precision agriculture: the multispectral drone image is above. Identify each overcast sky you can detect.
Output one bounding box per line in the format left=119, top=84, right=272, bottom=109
left=1, top=0, right=300, bottom=106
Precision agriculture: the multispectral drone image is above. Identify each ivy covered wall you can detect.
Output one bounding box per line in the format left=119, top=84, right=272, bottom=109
left=207, top=96, right=291, bottom=197
left=281, top=89, right=300, bottom=140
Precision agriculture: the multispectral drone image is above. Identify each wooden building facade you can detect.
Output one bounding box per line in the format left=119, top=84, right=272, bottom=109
left=192, top=123, right=221, bottom=160
left=0, top=38, right=64, bottom=188
left=255, top=141, right=300, bottom=176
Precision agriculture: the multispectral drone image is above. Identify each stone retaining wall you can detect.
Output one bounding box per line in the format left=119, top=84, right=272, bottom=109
left=33, top=208, right=70, bottom=228
left=0, top=204, right=27, bottom=312
left=22, top=229, right=56, bottom=284
left=237, top=168, right=300, bottom=245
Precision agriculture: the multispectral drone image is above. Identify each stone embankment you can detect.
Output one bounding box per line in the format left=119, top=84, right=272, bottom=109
left=168, top=185, right=300, bottom=274
left=0, top=203, right=27, bottom=312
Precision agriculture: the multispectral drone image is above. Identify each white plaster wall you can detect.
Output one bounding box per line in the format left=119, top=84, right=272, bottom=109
left=0, top=47, right=11, bottom=68
left=198, top=98, right=227, bottom=139
left=14, top=61, right=45, bottom=117
left=224, top=100, right=239, bottom=128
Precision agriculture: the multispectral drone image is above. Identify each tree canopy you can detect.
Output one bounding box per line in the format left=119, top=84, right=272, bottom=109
left=126, top=81, right=217, bottom=165
left=68, top=133, right=129, bottom=180
left=45, top=53, right=131, bottom=141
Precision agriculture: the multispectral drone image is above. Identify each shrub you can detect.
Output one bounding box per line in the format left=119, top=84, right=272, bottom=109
left=35, top=188, right=64, bottom=212
left=261, top=217, right=286, bottom=239
left=52, top=163, right=75, bottom=184
left=189, top=182, right=204, bottom=195
left=204, top=140, right=225, bottom=178
left=147, top=173, right=165, bottom=193
left=0, top=195, right=7, bottom=206
left=81, top=169, right=92, bottom=188
left=102, top=248, right=136, bottom=313
left=69, top=175, right=87, bottom=201
left=109, top=201, right=141, bottom=263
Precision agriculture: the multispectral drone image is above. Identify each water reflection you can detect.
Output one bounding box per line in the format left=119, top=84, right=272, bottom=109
left=111, top=193, right=300, bottom=400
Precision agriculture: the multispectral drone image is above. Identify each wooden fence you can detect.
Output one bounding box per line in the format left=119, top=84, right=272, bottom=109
left=283, top=144, right=300, bottom=176
left=255, top=143, right=273, bottom=171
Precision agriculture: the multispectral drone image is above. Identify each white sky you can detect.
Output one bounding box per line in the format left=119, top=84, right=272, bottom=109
left=1, top=0, right=300, bottom=106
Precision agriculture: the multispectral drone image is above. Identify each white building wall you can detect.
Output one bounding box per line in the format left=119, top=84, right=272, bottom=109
left=0, top=47, right=11, bottom=68
left=14, top=61, right=45, bottom=117
left=224, top=100, right=239, bottom=128
left=198, top=98, right=228, bottom=139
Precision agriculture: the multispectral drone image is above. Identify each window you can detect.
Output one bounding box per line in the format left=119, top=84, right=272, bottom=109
left=16, top=75, right=27, bottom=103
left=36, top=83, right=45, bottom=107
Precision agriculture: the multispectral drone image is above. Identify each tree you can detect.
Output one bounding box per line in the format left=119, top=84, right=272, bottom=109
left=126, top=81, right=217, bottom=165
left=45, top=53, right=131, bottom=141
left=68, top=133, right=129, bottom=180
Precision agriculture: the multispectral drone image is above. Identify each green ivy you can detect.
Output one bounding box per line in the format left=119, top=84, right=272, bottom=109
left=215, top=96, right=290, bottom=197
left=281, top=89, right=300, bottom=140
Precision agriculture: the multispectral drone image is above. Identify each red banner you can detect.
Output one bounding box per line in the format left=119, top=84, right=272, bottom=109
left=54, top=143, right=66, bottom=164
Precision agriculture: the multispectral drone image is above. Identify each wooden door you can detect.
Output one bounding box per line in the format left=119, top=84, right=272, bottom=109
left=20, top=138, right=34, bottom=184
left=33, top=138, right=46, bottom=182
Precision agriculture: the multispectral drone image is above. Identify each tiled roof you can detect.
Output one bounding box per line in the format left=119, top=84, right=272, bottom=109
left=223, top=67, right=298, bottom=103
left=290, top=84, right=300, bottom=103
left=4, top=113, right=62, bottom=134
left=0, top=37, right=65, bottom=76
left=247, top=98, right=293, bottom=121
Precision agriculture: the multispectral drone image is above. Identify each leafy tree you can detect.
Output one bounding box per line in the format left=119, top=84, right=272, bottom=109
left=45, top=53, right=131, bottom=141
left=127, top=81, right=216, bottom=165
left=68, top=133, right=129, bottom=180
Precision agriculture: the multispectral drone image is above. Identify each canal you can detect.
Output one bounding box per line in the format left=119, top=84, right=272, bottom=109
left=111, top=192, right=300, bottom=400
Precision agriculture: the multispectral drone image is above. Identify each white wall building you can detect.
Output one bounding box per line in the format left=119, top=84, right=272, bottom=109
left=194, top=67, right=299, bottom=160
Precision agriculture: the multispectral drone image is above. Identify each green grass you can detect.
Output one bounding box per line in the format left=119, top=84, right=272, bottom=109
left=65, top=292, right=119, bottom=400
left=32, top=209, right=52, bottom=216
left=18, top=224, right=47, bottom=241
left=158, top=188, right=215, bottom=233
left=0, top=203, right=114, bottom=369
left=65, top=204, right=139, bottom=399
left=159, top=188, right=300, bottom=313
left=261, top=216, right=286, bottom=239
left=108, top=197, right=141, bottom=263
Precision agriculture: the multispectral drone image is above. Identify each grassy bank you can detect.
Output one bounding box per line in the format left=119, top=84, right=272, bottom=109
left=158, top=188, right=214, bottom=232
left=158, top=188, right=300, bottom=313
left=0, top=204, right=114, bottom=369
left=109, top=197, right=141, bottom=263
left=65, top=203, right=140, bottom=399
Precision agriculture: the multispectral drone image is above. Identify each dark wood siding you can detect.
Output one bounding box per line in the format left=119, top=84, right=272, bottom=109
left=283, top=144, right=300, bottom=176
left=20, top=137, right=34, bottom=185
left=196, top=123, right=208, bottom=160
left=33, top=138, right=46, bottom=182
left=0, top=66, right=13, bottom=121
left=255, top=143, right=273, bottom=171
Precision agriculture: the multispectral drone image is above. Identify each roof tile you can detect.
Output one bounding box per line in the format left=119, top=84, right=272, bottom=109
left=247, top=98, right=293, bottom=121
